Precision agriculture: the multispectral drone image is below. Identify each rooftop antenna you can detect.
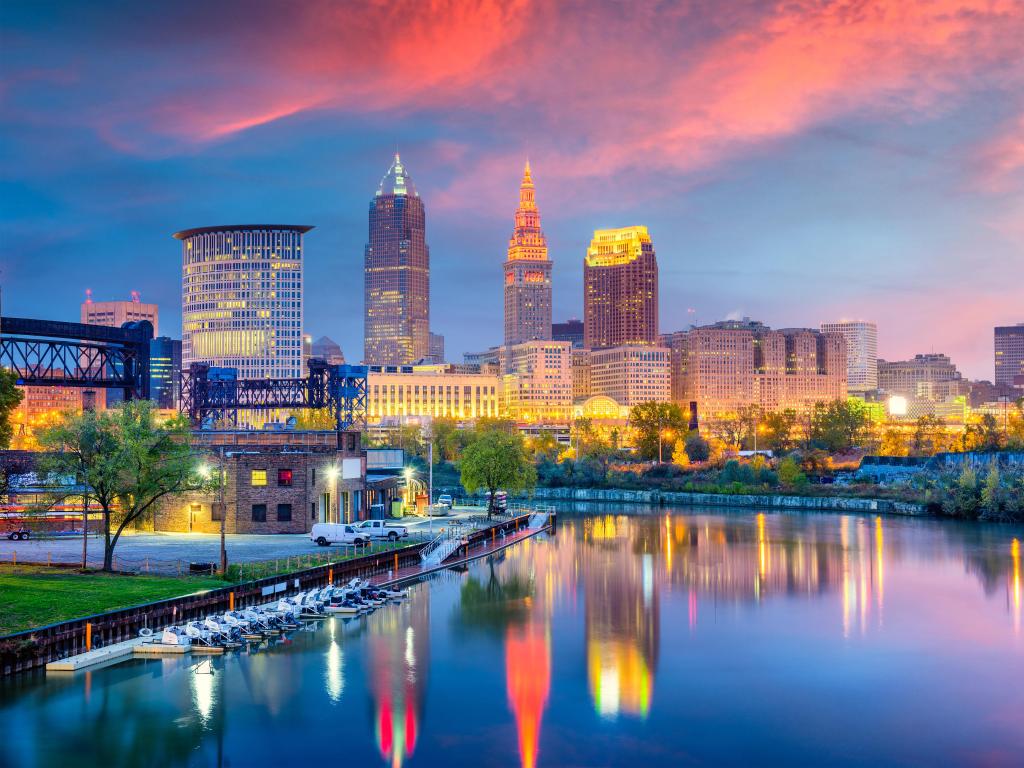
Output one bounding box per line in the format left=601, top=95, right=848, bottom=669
left=130, top=290, right=140, bottom=303
left=85, top=288, right=92, bottom=304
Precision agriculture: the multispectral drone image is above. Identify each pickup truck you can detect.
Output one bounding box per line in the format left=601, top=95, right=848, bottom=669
left=351, top=519, right=409, bottom=541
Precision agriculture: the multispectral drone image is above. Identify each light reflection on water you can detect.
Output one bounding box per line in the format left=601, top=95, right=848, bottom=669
left=2, top=508, right=1023, bottom=767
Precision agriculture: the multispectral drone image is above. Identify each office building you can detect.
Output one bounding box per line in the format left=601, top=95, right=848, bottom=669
left=426, top=332, right=445, bottom=364
left=311, top=336, right=345, bottom=365
left=668, top=320, right=847, bottom=418
left=175, top=224, right=308, bottom=380
left=81, top=292, right=160, bottom=409
left=366, top=364, right=501, bottom=423
left=820, top=320, right=878, bottom=393
left=504, top=161, right=552, bottom=346
left=552, top=318, right=585, bottom=348
left=878, top=353, right=964, bottom=400
left=995, top=324, right=1024, bottom=387
left=364, top=153, right=430, bottom=365
left=149, top=336, right=181, bottom=410
left=584, top=226, right=658, bottom=349
left=572, top=348, right=592, bottom=400
left=81, top=291, right=159, bottom=335
left=501, top=340, right=572, bottom=423
left=589, top=345, right=670, bottom=408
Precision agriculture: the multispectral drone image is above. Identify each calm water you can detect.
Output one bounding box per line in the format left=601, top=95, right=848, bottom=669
left=2, top=508, right=1023, bottom=767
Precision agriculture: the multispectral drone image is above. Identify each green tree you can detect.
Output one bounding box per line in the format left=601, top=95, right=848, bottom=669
left=777, top=456, right=808, bottom=488
left=761, top=409, right=798, bottom=453
left=911, top=415, right=946, bottom=456
left=629, top=401, right=687, bottom=460
left=431, top=417, right=465, bottom=462
left=39, top=401, right=199, bottom=571
left=289, top=408, right=336, bottom=430
left=0, top=369, right=25, bottom=449
left=460, top=429, right=536, bottom=518
left=684, top=431, right=711, bottom=462
left=527, top=428, right=560, bottom=462
left=809, top=399, right=872, bottom=452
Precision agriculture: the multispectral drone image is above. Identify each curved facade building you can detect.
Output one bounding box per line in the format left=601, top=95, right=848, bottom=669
left=364, top=154, right=430, bottom=365
left=174, top=224, right=310, bottom=379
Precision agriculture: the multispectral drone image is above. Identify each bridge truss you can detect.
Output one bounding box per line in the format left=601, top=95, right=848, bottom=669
left=180, top=359, right=368, bottom=430
left=0, top=316, right=153, bottom=399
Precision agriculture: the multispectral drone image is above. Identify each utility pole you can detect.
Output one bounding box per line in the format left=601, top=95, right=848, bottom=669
left=218, top=446, right=227, bottom=576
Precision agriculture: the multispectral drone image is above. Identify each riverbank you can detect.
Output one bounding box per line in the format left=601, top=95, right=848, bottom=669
left=0, top=566, right=225, bottom=635
left=525, top=486, right=929, bottom=515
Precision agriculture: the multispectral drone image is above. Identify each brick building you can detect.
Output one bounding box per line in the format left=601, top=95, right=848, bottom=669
left=154, top=430, right=399, bottom=534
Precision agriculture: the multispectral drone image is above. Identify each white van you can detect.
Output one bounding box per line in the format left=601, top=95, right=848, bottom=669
left=309, top=523, right=366, bottom=547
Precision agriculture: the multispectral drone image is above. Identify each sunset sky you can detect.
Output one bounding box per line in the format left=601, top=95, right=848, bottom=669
left=2, top=0, right=1022, bottom=378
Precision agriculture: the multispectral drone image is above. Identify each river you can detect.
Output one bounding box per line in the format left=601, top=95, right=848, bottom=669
left=2, top=507, right=1022, bottom=767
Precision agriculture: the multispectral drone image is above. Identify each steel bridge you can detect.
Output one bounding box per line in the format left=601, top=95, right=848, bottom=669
left=0, top=316, right=153, bottom=399
left=180, top=359, right=368, bottom=430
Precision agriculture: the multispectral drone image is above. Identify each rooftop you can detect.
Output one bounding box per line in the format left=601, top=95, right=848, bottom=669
left=172, top=224, right=314, bottom=240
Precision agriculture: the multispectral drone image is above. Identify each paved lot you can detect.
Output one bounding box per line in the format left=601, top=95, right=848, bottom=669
left=0, top=506, right=491, bottom=573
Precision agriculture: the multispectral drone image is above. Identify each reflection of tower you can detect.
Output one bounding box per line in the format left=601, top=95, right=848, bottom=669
left=367, top=588, right=430, bottom=768
left=506, top=622, right=550, bottom=768
left=583, top=516, right=660, bottom=718
left=1012, top=538, right=1021, bottom=635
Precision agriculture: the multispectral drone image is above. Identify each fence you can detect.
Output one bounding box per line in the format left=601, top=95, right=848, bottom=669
left=0, top=540, right=427, bottom=676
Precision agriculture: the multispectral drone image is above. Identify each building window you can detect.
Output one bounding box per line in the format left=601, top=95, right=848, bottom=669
left=277, top=503, right=292, bottom=522
left=277, top=468, right=293, bottom=487
left=211, top=503, right=224, bottom=522
left=252, top=504, right=267, bottom=522
left=311, top=502, right=317, bottom=521
left=251, top=470, right=267, bottom=486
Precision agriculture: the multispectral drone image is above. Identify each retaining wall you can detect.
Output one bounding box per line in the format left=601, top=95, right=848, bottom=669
left=525, top=487, right=928, bottom=516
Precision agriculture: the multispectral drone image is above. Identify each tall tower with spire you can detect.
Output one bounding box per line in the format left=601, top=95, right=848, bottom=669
left=504, top=161, right=553, bottom=347
left=364, top=153, right=430, bottom=365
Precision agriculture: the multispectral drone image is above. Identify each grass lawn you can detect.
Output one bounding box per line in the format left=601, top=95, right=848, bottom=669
left=0, top=565, right=225, bottom=636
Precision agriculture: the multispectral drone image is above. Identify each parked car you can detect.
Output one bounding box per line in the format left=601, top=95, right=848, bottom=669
left=436, top=494, right=454, bottom=509
left=310, top=523, right=364, bottom=546
left=352, top=519, right=409, bottom=541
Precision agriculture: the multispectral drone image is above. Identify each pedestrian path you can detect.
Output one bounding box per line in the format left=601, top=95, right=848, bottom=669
left=372, top=524, right=549, bottom=588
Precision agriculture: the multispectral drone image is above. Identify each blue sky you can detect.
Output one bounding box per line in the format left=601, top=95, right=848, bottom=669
left=2, top=0, right=1023, bottom=378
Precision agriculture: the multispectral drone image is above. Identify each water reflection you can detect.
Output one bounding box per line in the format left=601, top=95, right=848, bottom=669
left=2, top=509, right=1023, bottom=767
left=366, top=587, right=429, bottom=768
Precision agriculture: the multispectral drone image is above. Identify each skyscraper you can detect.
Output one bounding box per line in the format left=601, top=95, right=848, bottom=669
left=584, top=226, right=658, bottom=349
left=820, top=320, right=878, bottom=393
left=149, top=336, right=182, bottom=409
left=364, top=153, right=430, bottom=365
left=995, top=323, right=1024, bottom=387
left=504, top=161, right=552, bottom=346
left=174, top=224, right=309, bottom=379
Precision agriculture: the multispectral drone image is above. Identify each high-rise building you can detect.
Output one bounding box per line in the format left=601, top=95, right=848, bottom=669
left=501, top=340, right=572, bottom=423
left=589, top=345, right=671, bottom=408
left=364, top=154, right=430, bottom=365
left=584, top=226, right=658, bottom=349
left=149, top=336, right=182, bottom=410
left=552, top=318, right=585, bottom=348
left=668, top=319, right=847, bottom=417
left=994, top=324, right=1024, bottom=387
left=81, top=291, right=159, bottom=335
left=426, top=332, right=445, bottom=364
left=175, top=224, right=309, bottom=379
left=878, top=353, right=964, bottom=400
left=820, top=320, right=878, bottom=393
left=504, top=161, right=552, bottom=346
left=311, top=336, right=345, bottom=365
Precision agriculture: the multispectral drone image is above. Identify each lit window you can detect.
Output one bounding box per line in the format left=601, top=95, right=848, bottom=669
left=251, top=470, right=267, bottom=486
left=277, top=469, right=293, bottom=487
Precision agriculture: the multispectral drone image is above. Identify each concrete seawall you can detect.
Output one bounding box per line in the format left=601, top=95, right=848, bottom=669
left=525, top=487, right=928, bottom=516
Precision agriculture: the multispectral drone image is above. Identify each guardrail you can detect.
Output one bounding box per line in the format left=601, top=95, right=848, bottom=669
left=0, top=540, right=427, bottom=676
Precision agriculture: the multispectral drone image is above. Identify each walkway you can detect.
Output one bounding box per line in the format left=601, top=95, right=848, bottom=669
left=372, top=523, right=550, bottom=588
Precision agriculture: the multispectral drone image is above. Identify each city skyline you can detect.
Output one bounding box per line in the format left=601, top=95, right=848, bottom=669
left=2, top=1, right=1024, bottom=379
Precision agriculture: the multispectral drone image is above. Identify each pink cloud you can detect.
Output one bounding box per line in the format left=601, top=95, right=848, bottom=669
left=970, top=112, right=1024, bottom=193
